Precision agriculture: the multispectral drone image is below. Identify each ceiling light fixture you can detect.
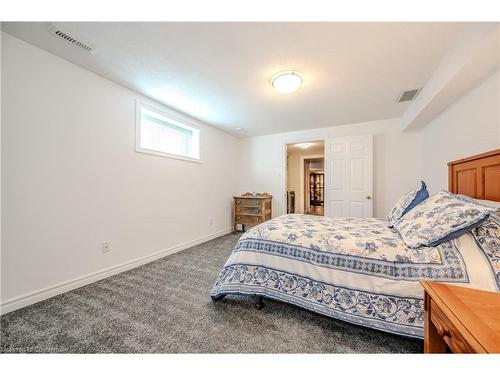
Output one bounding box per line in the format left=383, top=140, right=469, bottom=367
left=271, top=71, right=303, bottom=94
left=298, top=143, right=312, bottom=149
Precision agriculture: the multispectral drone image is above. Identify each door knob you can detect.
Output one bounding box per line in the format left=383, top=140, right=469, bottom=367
left=366, top=195, right=372, bottom=200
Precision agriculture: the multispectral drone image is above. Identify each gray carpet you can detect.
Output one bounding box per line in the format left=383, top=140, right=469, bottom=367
left=0, top=234, right=422, bottom=353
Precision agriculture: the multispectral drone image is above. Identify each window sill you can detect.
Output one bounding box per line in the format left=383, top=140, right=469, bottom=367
left=135, top=147, right=202, bottom=164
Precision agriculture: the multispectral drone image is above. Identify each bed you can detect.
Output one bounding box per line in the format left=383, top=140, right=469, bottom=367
left=211, top=149, right=500, bottom=338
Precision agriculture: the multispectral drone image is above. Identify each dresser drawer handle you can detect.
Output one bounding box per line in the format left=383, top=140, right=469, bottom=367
left=436, top=323, right=450, bottom=338
left=237, top=200, right=241, bottom=204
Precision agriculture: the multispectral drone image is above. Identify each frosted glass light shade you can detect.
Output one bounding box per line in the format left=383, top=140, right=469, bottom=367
left=271, top=71, right=303, bottom=94
left=298, top=143, right=312, bottom=149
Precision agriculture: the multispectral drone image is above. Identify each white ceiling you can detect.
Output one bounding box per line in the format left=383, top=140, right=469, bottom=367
left=2, top=22, right=473, bottom=137
left=287, top=141, right=324, bottom=155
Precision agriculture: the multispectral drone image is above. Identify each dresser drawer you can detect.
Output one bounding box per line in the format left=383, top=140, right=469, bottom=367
left=235, top=215, right=263, bottom=225
left=235, top=206, right=262, bottom=215
left=235, top=198, right=262, bottom=207
left=430, top=300, right=475, bottom=353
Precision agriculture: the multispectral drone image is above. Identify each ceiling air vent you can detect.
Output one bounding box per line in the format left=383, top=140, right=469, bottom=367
left=48, top=24, right=97, bottom=54
left=397, top=88, right=421, bottom=103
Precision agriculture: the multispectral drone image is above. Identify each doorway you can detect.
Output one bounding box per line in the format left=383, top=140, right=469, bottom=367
left=286, top=141, right=325, bottom=216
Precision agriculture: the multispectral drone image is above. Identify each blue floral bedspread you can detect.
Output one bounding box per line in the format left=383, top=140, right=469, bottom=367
left=234, top=215, right=468, bottom=282
left=211, top=214, right=497, bottom=338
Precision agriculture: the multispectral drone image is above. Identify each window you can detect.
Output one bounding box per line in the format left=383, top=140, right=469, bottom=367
left=136, top=102, right=200, bottom=161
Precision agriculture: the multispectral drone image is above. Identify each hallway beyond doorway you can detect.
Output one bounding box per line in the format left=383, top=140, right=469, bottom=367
left=307, top=205, right=324, bottom=216
left=285, top=141, right=324, bottom=216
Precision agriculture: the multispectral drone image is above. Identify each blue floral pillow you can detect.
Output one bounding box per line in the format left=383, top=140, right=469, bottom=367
left=387, top=181, right=429, bottom=227
left=394, top=190, right=495, bottom=248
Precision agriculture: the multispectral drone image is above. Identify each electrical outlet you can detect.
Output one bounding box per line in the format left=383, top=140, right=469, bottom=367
left=102, top=242, right=111, bottom=254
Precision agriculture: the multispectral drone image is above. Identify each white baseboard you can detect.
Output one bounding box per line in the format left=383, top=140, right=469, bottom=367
left=0, top=227, right=232, bottom=315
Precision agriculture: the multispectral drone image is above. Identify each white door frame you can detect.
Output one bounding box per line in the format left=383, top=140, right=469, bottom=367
left=282, top=137, right=327, bottom=215
left=300, top=154, right=324, bottom=214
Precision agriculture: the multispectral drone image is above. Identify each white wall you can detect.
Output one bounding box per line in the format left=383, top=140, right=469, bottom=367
left=401, top=24, right=499, bottom=131
left=238, top=118, right=424, bottom=218
left=421, top=69, right=500, bottom=194
left=1, top=33, right=239, bottom=310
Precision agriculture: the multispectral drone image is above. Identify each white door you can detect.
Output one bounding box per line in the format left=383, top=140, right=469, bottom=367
left=324, top=135, right=373, bottom=218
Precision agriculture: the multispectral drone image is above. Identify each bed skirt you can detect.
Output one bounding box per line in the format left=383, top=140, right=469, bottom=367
left=211, top=263, right=424, bottom=339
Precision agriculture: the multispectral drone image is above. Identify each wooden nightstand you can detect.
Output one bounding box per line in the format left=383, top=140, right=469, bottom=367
left=421, top=281, right=500, bottom=353
left=233, top=193, right=272, bottom=233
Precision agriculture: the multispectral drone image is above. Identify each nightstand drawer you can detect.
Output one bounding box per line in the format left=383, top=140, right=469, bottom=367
left=430, top=300, right=475, bottom=353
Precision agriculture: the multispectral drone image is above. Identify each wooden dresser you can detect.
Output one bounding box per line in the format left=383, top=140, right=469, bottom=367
left=421, top=281, right=500, bottom=353
left=233, top=193, right=272, bottom=233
